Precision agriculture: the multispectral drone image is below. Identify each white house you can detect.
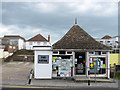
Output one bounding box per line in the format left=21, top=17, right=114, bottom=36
left=0, top=37, right=4, bottom=58
left=95, top=35, right=120, bottom=48
left=4, top=35, right=26, bottom=50
left=26, top=34, right=51, bottom=50
left=0, top=37, right=18, bottom=58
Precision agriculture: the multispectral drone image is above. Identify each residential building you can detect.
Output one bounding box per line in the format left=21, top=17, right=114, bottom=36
left=95, top=35, right=120, bottom=66
left=0, top=37, right=18, bottom=58
left=95, top=35, right=120, bottom=48
left=26, top=34, right=51, bottom=50
left=4, top=35, right=26, bottom=50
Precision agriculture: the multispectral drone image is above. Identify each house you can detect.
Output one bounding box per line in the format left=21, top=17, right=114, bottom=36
left=26, top=34, right=51, bottom=50
left=34, top=20, right=111, bottom=79
left=95, top=35, right=120, bottom=48
left=0, top=37, right=18, bottom=58
left=95, top=35, right=120, bottom=66
left=0, top=37, right=4, bottom=58
left=4, top=35, right=26, bottom=50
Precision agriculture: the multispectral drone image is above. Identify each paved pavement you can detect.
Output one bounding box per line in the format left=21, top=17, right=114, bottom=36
left=31, top=79, right=119, bottom=88
left=1, top=62, right=120, bottom=89
left=1, top=62, right=34, bottom=85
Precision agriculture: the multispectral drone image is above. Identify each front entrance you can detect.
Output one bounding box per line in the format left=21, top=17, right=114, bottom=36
left=75, top=52, right=86, bottom=75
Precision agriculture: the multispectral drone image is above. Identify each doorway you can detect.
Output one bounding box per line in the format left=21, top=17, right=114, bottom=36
left=75, top=52, right=86, bottom=75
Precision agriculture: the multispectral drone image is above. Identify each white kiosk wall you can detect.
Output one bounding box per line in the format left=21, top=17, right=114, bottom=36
left=34, top=47, right=52, bottom=79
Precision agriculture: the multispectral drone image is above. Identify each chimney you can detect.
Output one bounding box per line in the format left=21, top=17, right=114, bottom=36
left=48, top=35, right=50, bottom=42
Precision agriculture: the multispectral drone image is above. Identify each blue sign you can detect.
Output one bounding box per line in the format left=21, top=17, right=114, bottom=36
left=79, top=56, right=82, bottom=58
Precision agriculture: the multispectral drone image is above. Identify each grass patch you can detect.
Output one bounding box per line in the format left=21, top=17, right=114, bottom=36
left=115, top=71, right=120, bottom=80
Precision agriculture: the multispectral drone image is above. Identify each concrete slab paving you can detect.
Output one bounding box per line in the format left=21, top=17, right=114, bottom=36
left=1, top=62, right=34, bottom=85
left=1, top=61, right=119, bottom=88
left=31, top=79, right=119, bottom=88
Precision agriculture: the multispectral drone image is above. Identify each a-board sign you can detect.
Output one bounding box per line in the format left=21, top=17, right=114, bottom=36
left=38, top=55, right=49, bottom=64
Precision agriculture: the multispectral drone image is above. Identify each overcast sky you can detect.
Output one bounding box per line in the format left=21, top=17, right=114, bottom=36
left=1, top=1, right=118, bottom=43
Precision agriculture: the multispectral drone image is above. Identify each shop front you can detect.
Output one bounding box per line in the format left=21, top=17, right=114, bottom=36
left=51, top=50, right=110, bottom=78
left=34, top=22, right=111, bottom=79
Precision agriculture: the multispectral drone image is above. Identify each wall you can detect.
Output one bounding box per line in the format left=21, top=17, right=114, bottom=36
left=110, top=54, right=120, bottom=66
left=34, top=50, right=52, bottom=79
left=95, top=37, right=119, bottom=48
left=13, top=55, right=34, bottom=62
left=26, top=41, right=50, bottom=50
left=0, top=49, right=4, bottom=58
left=3, top=51, right=13, bottom=58
left=18, top=39, right=25, bottom=50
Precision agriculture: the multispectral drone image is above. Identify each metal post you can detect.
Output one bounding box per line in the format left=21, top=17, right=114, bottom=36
left=95, top=65, right=96, bottom=83
left=113, top=63, right=116, bottom=82
left=88, top=70, right=90, bottom=86
left=28, top=69, right=33, bottom=84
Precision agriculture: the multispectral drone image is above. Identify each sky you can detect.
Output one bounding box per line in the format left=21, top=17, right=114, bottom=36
left=1, top=1, right=118, bottom=43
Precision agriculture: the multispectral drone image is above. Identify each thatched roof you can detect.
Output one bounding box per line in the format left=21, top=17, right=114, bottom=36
left=53, top=25, right=111, bottom=50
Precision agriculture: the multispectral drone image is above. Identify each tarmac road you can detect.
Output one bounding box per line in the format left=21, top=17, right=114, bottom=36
left=1, top=87, right=120, bottom=90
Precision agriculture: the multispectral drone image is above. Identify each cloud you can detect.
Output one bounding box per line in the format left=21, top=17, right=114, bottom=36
left=34, top=3, right=58, bottom=13
left=67, top=2, right=118, bottom=16
left=0, top=24, right=62, bottom=43
left=1, top=2, right=118, bottom=43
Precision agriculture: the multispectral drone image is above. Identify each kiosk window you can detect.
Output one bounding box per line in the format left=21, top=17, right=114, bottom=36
left=38, top=55, right=49, bottom=64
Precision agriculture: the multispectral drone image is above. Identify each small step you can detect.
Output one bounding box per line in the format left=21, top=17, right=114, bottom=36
left=73, top=75, right=87, bottom=80
left=73, top=76, right=114, bottom=83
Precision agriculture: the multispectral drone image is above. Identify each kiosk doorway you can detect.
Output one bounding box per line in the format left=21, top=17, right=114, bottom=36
left=75, top=52, right=86, bottom=75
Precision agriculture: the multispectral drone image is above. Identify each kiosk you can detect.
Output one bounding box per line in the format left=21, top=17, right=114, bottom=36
left=34, top=46, right=52, bottom=79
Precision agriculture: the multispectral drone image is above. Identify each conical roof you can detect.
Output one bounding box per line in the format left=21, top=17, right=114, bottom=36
left=53, top=25, right=111, bottom=50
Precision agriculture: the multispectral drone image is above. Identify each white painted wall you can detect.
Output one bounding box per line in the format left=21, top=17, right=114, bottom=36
left=26, top=41, right=51, bottom=50
left=34, top=48, right=52, bottom=79
left=3, top=51, right=13, bottom=58
left=107, top=52, right=110, bottom=78
left=18, top=38, right=25, bottom=50
left=0, top=49, right=4, bottom=58
left=95, top=36, right=119, bottom=48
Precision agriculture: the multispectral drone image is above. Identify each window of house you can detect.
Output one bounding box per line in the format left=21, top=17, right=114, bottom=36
left=116, top=50, right=119, bottom=53
left=37, top=42, right=40, bottom=45
left=41, top=42, right=44, bottom=45
left=9, top=46, right=12, bottom=48
left=100, top=41, right=103, bottom=44
left=95, top=51, right=101, bottom=55
left=59, top=51, right=66, bottom=54
left=13, top=46, right=16, bottom=49
left=89, top=52, right=94, bottom=54
left=29, top=42, right=32, bottom=45
left=112, top=50, right=115, bottom=53
left=102, top=51, right=107, bottom=54
left=43, top=42, right=47, bottom=45
left=53, top=51, right=58, bottom=54
left=67, top=52, right=72, bottom=54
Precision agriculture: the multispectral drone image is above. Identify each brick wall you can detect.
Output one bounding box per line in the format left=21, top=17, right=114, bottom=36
left=13, top=55, right=34, bottom=62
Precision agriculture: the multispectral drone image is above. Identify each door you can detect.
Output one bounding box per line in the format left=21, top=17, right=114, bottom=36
left=75, top=52, right=86, bottom=75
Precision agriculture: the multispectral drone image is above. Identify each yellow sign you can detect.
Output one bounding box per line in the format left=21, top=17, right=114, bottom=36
left=90, top=64, right=93, bottom=67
